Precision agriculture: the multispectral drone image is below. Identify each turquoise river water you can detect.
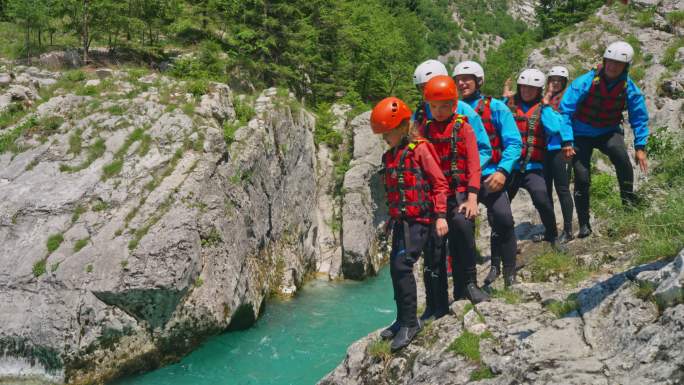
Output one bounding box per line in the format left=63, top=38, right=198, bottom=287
left=112, top=268, right=394, bottom=385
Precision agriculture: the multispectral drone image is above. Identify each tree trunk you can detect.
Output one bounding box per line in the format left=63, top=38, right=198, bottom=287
left=25, top=24, right=31, bottom=65
left=83, top=0, right=90, bottom=64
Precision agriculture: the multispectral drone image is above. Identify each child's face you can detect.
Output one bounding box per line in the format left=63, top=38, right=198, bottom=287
left=519, top=85, right=541, bottom=103
left=547, top=76, right=564, bottom=93
left=604, top=59, right=627, bottom=80
left=382, top=127, right=404, bottom=148
left=455, top=75, right=477, bottom=99
left=428, top=100, right=455, bottom=122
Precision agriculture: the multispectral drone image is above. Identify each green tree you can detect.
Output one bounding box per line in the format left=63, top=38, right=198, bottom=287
left=6, top=0, right=50, bottom=62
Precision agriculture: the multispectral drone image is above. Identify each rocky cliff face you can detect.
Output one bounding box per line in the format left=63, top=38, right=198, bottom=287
left=0, top=63, right=386, bottom=384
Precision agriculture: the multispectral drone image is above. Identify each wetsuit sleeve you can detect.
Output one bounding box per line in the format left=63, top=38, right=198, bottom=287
left=462, top=122, right=482, bottom=193
left=540, top=105, right=564, bottom=138
left=415, top=142, right=448, bottom=217
left=458, top=101, right=492, bottom=168
left=559, top=72, right=592, bottom=137
left=626, top=79, right=650, bottom=149
left=492, top=102, right=522, bottom=175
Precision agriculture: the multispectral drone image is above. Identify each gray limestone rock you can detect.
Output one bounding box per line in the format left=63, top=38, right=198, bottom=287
left=341, top=111, right=388, bottom=279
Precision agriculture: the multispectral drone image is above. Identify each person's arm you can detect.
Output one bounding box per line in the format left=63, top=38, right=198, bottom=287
left=458, top=102, right=492, bottom=168
left=493, top=103, right=522, bottom=175
left=460, top=123, right=481, bottom=219
left=626, top=79, right=649, bottom=150
left=415, top=143, right=448, bottom=218
left=559, top=73, right=592, bottom=137
left=540, top=104, right=562, bottom=137
left=626, top=79, right=649, bottom=173
left=416, top=142, right=449, bottom=235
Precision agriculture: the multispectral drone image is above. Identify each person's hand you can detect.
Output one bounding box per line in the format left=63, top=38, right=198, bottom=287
left=435, top=218, right=448, bottom=237
left=635, top=149, right=648, bottom=173
left=542, top=88, right=553, bottom=105
left=562, top=145, right=576, bottom=161
left=485, top=171, right=506, bottom=192
left=503, top=78, right=515, bottom=99
left=459, top=193, right=480, bottom=220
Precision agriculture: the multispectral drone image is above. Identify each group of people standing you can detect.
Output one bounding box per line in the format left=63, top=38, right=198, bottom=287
left=371, top=40, right=650, bottom=351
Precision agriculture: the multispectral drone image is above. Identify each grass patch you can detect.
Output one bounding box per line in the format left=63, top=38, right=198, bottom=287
left=64, top=70, right=87, bottom=82
left=470, top=365, right=496, bottom=380
left=46, top=233, right=64, bottom=253
left=667, top=11, right=684, bottom=27
left=85, top=264, right=93, bottom=273
left=71, top=205, right=86, bottom=223
left=448, top=330, right=483, bottom=362
left=592, top=129, right=684, bottom=266
left=128, top=190, right=176, bottom=250
left=545, top=293, right=580, bottom=318
left=73, top=238, right=90, bottom=252
left=92, top=200, right=109, bottom=212
left=107, top=105, right=127, bottom=115
left=68, top=129, right=83, bottom=155
left=634, top=281, right=657, bottom=301
left=32, top=260, right=47, bottom=277
left=138, top=134, right=152, bottom=156
left=181, top=102, right=195, bottom=116
left=0, top=116, right=38, bottom=154
left=368, top=339, right=392, bottom=361
left=102, top=159, right=123, bottom=180
left=529, top=250, right=592, bottom=285
left=662, top=38, right=684, bottom=72
left=489, top=288, right=523, bottom=304
left=60, top=138, right=106, bottom=173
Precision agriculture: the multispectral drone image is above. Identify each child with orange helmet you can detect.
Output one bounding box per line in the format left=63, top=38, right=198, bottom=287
left=418, top=75, right=490, bottom=307
left=371, top=97, right=449, bottom=351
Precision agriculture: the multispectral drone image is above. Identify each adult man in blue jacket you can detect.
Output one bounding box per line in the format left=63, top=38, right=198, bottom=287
left=453, top=60, right=523, bottom=287
left=559, top=41, right=650, bottom=238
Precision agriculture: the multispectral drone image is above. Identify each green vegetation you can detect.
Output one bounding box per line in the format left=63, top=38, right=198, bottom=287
left=536, top=0, right=604, bottom=38
left=368, top=339, right=391, bottom=361
left=545, top=294, right=580, bottom=318
left=32, top=259, right=47, bottom=277
left=73, top=237, right=90, bottom=252
left=667, top=11, right=684, bottom=27
left=68, top=129, right=83, bottom=155
left=92, top=200, right=109, bottom=212
left=528, top=250, right=592, bottom=285
left=447, top=330, right=493, bottom=362
left=489, top=288, right=523, bottom=304
left=71, top=204, right=86, bottom=223
left=101, top=127, right=145, bottom=180
left=86, top=264, right=93, bottom=273
left=60, top=138, right=106, bottom=173
left=470, top=365, right=496, bottom=381
left=589, top=128, right=684, bottom=266
left=46, top=233, right=64, bottom=253
left=634, top=281, right=657, bottom=302
left=662, top=38, right=684, bottom=72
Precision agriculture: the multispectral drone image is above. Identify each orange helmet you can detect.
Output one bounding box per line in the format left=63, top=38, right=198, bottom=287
left=370, top=97, right=412, bottom=134
left=423, top=75, right=458, bottom=101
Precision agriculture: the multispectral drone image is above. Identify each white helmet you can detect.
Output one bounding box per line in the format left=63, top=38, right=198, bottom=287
left=452, top=61, right=485, bottom=84
left=517, top=69, right=546, bottom=88
left=603, top=41, right=634, bottom=64
left=413, top=59, right=448, bottom=85
left=547, top=66, right=569, bottom=79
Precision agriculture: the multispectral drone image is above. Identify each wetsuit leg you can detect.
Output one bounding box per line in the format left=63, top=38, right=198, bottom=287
left=572, top=136, right=596, bottom=228
left=480, top=185, right=517, bottom=274
left=547, top=150, right=574, bottom=233
left=390, top=222, right=430, bottom=327
left=598, top=132, right=636, bottom=206
left=448, top=194, right=477, bottom=300
left=521, top=170, right=558, bottom=239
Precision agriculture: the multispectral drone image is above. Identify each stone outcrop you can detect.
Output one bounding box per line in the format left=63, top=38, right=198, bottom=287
left=319, top=250, right=684, bottom=385
left=0, top=65, right=381, bottom=384
left=340, top=111, right=388, bottom=279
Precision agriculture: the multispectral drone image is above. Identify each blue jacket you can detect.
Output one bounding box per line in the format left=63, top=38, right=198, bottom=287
left=462, top=93, right=522, bottom=176
left=559, top=69, right=649, bottom=149
left=413, top=101, right=492, bottom=168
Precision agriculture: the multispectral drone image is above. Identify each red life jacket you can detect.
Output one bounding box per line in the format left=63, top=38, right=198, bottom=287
left=511, top=101, right=546, bottom=170
left=575, top=69, right=627, bottom=127
left=382, top=139, right=433, bottom=222
left=474, top=96, right=502, bottom=165
left=420, top=114, right=468, bottom=192
left=549, top=91, right=564, bottom=111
